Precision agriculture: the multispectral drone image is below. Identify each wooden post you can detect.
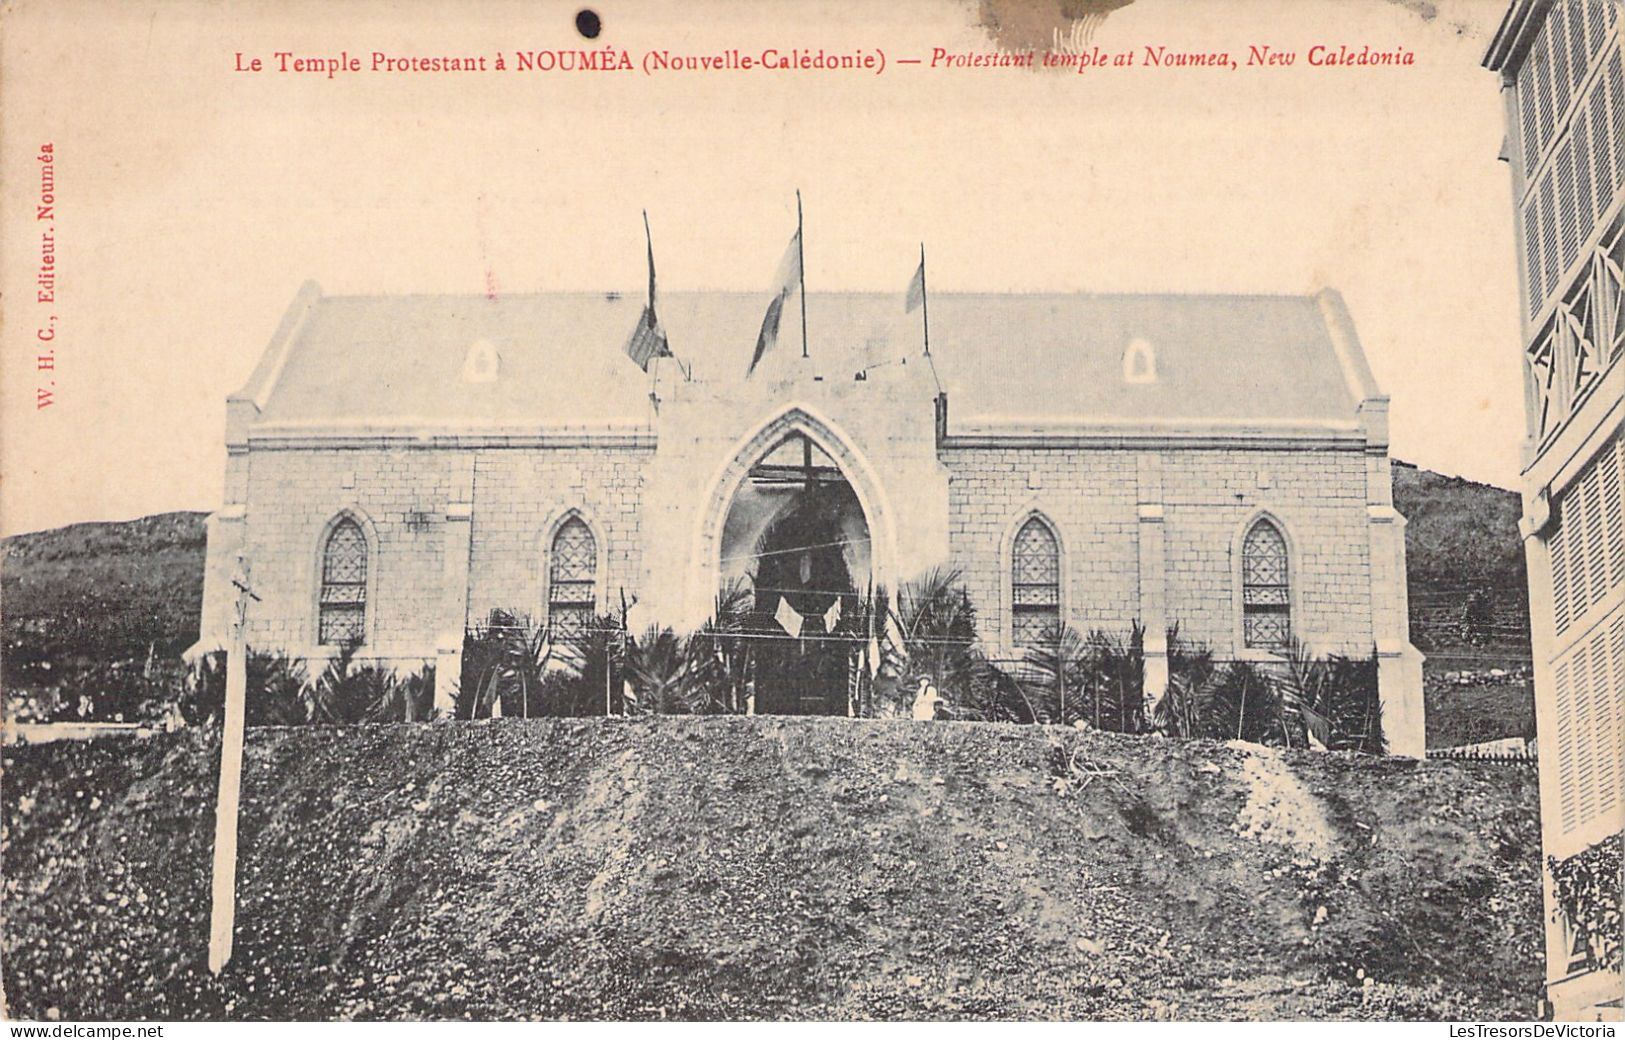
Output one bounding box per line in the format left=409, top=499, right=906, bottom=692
left=209, top=554, right=256, bottom=974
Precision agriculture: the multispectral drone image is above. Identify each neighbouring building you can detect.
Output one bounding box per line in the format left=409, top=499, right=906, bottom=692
left=194, top=279, right=1425, bottom=752
left=1485, top=0, right=1625, bottom=1020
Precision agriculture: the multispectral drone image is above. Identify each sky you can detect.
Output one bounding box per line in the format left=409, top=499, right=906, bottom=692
left=0, top=0, right=1528, bottom=537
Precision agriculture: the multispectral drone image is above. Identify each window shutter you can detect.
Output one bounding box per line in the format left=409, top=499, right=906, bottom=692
left=1553, top=511, right=1573, bottom=635
left=1555, top=653, right=1578, bottom=833
left=1553, top=5, right=1574, bottom=110
left=1608, top=48, right=1625, bottom=192
left=1566, top=471, right=1593, bottom=615
left=1581, top=454, right=1608, bottom=612
left=1526, top=199, right=1545, bottom=316
left=1538, top=35, right=1557, bottom=158
left=1522, top=61, right=1543, bottom=178
left=1568, top=0, right=1590, bottom=92
left=1574, top=118, right=1596, bottom=237
left=1595, top=437, right=1624, bottom=592
left=1573, top=633, right=1600, bottom=828
left=1588, top=90, right=1613, bottom=218
left=1587, top=0, right=1608, bottom=53
left=1559, top=141, right=1580, bottom=273
left=1604, top=613, right=1625, bottom=827
left=1542, top=178, right=1561, bottom=306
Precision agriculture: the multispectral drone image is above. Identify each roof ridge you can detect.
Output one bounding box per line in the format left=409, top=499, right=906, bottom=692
left=313, top=288, right=1329, bottom=303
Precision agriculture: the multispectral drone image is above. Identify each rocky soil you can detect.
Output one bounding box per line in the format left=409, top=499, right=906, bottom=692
left=1, top=717, right=1542, bottom=1020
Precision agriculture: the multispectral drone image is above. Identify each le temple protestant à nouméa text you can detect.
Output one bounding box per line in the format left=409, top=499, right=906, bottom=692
left=229, top=41, right=1419, bottom=79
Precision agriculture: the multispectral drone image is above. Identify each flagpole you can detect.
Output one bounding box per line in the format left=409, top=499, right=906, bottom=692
left=797, top=190, right=808, bottom=360
left=920, top=242, right=930, bottom=357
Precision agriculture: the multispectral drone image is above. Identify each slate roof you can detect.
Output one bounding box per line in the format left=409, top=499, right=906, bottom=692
left=239, top=287, right=1377, bottom=428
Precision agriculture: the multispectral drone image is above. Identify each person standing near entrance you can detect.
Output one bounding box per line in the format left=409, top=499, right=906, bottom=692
left=911, top=676, right=942, bottom=721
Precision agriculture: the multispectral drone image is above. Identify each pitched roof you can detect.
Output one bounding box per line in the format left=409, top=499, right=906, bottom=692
left=238, top=287, right=1378, bottom=429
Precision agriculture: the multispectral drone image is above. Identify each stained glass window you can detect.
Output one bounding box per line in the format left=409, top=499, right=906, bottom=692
left=549, top=517, right=597, bottom=644
left=1012, top=516, right=1060, bottom=647
left=1242, top=518, right=1291, bottom=651
left=319, top=518, right=367, bottom=645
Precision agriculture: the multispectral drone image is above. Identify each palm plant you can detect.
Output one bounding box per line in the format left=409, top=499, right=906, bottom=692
left=1019, top=624, right=1145, bottom=731
left=1153, top=625, right=1219, bottom=738
left=567, top=611, right=627, bottom=716
left=956, top=656, right=1036, bottom=723
left=309, top=646, right=417, bottom=724
left=456, top=610, right=557, bottom=718
left=1018, top=623, right=1090, bottom=725
left=686, top=581, right=754, bottom=714
left=182, top=649, right=311, bottom=727
left=1207, top=660, right=1286, bottom=745
left=1268, top=642, right=1384, bottom=753
left=878, top=568, right=981, bottom=712
left=245, top=652, right=312, bottom=726
left=625, top=626, right=698, bottom=714
left=1322, top=650, right=1384, bottom=754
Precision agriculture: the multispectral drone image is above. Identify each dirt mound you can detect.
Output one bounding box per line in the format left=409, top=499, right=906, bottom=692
left=1, top=717, right=1542, bottom=1020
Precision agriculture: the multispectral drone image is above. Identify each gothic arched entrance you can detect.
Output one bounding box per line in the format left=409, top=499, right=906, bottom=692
left=717, top=431, right=871, bottom=714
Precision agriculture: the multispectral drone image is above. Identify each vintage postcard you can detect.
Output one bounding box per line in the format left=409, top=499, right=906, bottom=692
left=2, top=0, right=1619, bottom=1027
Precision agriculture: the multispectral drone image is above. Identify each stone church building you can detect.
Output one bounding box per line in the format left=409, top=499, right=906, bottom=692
left=196, top=280, right=1424, bottom=753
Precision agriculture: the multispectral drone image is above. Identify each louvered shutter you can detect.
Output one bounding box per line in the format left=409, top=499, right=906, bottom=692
left=1542, top=178, right=1561, bottom=304
left=1604, top=613, right=1625, bottom=827
left=1608, top=48, right=1625, bottom=191
left=1587, top=0, right=1608, bottom=53
left=1525, top=199, right=1545, bottom=317
left=1586, top=459, right=1611, bottom=610
left=1537, top=34, right=1557, bottom=158
left=1556, top=653, right=1579, bottom=832
left=1611, top=439, right=1625, bottom=588
left=1522, top=60, right=1543, bottom=177
left=1554, top=5, right=1575, bottom=108
left=1574, top=120, right=1597, bottom=243
left=1553, top=511, right=1573, bottom=635
left=1589, top=82, right=1614, bottom=206
left=1559, top=141, right=1580, bottom=273
left=1568, top=0, right=1589, bottom=92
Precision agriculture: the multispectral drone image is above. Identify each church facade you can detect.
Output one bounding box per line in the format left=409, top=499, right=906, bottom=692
left=196, top=281, right=1424, bottom=753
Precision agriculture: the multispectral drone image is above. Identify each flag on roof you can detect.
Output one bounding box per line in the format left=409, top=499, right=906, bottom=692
left=623, top=211, right=672, bottom=372
left=905, top=253, right=926, bottom=313
left=748, top=221, right=803, bottom=376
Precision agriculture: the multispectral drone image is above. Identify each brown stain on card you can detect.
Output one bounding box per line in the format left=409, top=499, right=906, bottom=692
left=976, top=0, right=1135, bottom=55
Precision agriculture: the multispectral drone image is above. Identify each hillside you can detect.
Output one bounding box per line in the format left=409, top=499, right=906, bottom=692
left=0, top=717, right=1541, bottom=1020
left=1391, top=461, right=1530, bottom=660
left=0, top=512, right=206, bottom=684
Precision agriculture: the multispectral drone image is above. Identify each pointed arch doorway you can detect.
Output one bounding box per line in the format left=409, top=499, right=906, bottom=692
left=718, top=430, right=871, bottom=715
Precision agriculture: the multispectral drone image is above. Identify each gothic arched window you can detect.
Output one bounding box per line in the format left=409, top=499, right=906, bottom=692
left=548, top=517, right=597, bottom=643
left=1241, top=518, right=1291, bottom=650
left=318, top=517, right=368, bottom=646
left=1012, top=516, right=1061, bottom=647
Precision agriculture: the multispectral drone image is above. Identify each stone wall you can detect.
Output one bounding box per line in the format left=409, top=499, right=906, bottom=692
left=235, top=447, right=466, bottom=662
left=940, top=446, right=1379, bottom=659
left=940, top=447, right=1140, bottom=655
left=465, top=447, right=654, bottom=627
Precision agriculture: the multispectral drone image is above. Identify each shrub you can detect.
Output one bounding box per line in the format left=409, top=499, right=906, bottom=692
left=624, top=626, right=700, bottom=714
left=866, top=568, right=985, bottom=718
left=458, top=609, right=625, bottom=718
left=684, top=582, right=757, bottom=715
left=180, top=649, right=310, bottom=727
left=456, top=611, right=556, bottom=719
left=1152, top=633, right=1385, bottom=753
left=1204, top=660, right=1286, bottom=745
left=309, top=646, right=431, bottom=724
